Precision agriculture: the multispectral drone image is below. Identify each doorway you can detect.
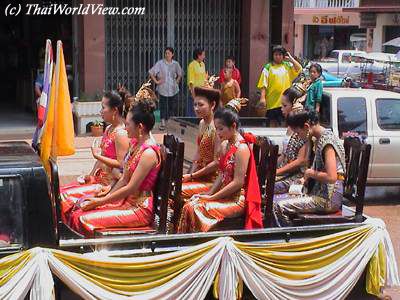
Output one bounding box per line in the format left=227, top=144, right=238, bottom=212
left=0, top=1, right=72, bottom=138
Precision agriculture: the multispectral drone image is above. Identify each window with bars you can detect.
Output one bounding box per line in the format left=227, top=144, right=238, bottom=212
left=105, top=0, right=241, bottom=116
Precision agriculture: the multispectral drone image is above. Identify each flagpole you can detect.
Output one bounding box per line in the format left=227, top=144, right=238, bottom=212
left=51, top=41, right=62, bottom=159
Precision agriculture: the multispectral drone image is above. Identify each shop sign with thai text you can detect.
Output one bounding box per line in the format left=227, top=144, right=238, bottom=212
left=312, top=15, right=350, bottom=25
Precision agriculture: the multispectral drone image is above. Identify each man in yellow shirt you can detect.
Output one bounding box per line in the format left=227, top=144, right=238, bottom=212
left=257, top=46, right=302, bottom=126
left=187, top=48, right=207, bottom=116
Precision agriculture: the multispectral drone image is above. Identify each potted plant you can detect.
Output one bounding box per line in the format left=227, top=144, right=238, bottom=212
left=90, top=120, right=104, bottom=137
left=73, top=90, right=103, bottom=135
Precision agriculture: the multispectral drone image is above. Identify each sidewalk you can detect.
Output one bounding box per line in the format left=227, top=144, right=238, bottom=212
left=57, top=134, right=167, bottom=185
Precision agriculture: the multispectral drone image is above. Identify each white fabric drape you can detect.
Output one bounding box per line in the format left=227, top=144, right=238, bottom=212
left=47, top=238, right=226, bottom=300
left=226, top=226, right=381, bottom=299
left=0, top=248, right=54, bottom=300
left=0, top=218, right=398, bottom=300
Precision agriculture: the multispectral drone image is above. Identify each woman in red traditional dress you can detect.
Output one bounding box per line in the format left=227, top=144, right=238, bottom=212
left=68, top=97, right=161, bottom=236
left=178, top=100, right=263, bottom=233
left=181, top=86, right=221, bottom=200
left=59, top=91, right=129, bottom=223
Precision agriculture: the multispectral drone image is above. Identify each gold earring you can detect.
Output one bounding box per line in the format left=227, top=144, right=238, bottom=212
left=112, top=115, right=115, bottom=121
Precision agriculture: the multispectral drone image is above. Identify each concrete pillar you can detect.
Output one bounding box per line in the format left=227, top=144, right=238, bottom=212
left=241, top=0, right=270, bottom=98
left=81, top=0, right=105, bottom=95
left=366, top=28, right=374, bottom=52
left=281, top=0, right=295, bottom=54
left=372, top=14, right=384, bottom=52
left=294, top=23, right=304, bottom=58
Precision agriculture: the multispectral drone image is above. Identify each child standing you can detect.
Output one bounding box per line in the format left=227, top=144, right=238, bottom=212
left=305, top=63, right=323, bottom=113
left=220, top=68, right=241, bottom=106
left=218, top=56, right=242, bottom=85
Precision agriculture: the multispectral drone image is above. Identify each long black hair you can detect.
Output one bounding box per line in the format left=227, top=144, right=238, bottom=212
left=287, top=109, right=319, bottom=129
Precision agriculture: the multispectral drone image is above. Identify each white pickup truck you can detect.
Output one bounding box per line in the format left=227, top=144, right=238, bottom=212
left=244, top=88, right=400, bottom=185
left=316, top=50, right=365, bottom=78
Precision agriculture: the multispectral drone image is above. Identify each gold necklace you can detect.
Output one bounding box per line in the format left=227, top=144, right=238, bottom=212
left=109, top=122, right=123, bottom=135
left=228, top=133, right=239, bottom=146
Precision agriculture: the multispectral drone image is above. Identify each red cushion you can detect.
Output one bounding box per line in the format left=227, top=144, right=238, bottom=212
left=0, top=233, right=10, bottom=243
left=96, top=226, right=155, bottom=233
left=299, top=210, right=343, bottom=218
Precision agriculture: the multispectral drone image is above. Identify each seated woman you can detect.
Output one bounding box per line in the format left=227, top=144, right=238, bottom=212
left=60, top=91, right=129, bottom=222
left=275, top=86, right=308, bottom=195
left=178, top=100, right=263, bottom=233
left=273, top=110, right=346, bottom=227
left=67, top=98, right=161, bottom=236
left=181, top=86, right=221, bottom=200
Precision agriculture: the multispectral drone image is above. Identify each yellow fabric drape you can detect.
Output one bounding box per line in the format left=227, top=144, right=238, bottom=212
left=0, top=251, right=32, bottom=286
left=366, top=242, right=386, bottom=296
left=0, top=224, right=393, bottom=298
left=213, top=271, right=244, bottom=300
left=234, top=226, right=372, bottom=279
left=51, top=241, right=216, bottom=295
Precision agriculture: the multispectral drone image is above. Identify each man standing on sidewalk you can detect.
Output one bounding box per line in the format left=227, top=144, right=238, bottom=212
left=149, top=47, right=183, bottom=130
left=187, top=48, right=207, bottom=117
left=257, top=45, right=302, bottom=127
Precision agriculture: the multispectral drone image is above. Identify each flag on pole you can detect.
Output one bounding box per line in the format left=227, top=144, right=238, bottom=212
left=32, top=39, right=53, bottom=148
left=40, top=41, right=75, bottom=173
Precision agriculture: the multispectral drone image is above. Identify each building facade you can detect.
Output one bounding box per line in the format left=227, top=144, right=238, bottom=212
left=294, top=0, right=365, bottom=59
left=294, top=0, right=400, bottom=60
left=0, top=0, right=295, bottom=116
left=344, top=0, right=400, bottom=53
left=78, top=0, right=295, bottom=115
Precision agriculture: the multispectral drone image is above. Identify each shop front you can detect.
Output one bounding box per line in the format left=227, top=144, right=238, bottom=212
left=294, top=12, right=365, bottom=59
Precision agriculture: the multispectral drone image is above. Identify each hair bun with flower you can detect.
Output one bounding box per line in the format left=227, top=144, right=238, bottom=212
left=135, top=80, right=158, bottom=102
left=225, top=97, right=249, bottom=114
left=291, top=80, right=310, bottom=112
left=129, top=80, right=158, bottom=114
left=116, top=84, right=135, bottom=116
left=203, top=75, right=219, bottom=88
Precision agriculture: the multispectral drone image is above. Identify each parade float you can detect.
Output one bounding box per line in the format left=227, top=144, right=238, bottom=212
left=1, top=40, right=399, bottom=300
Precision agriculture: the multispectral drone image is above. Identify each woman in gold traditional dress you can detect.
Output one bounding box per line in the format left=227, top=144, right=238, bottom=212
left=181, top=86, right=221, bottom=200
left=178, top=100, right=263, bottom=233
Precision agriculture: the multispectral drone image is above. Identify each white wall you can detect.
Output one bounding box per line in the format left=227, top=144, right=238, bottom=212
left=372, top=14, right=400, bottom=52
left=294, top=24, right=304, bottom=57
